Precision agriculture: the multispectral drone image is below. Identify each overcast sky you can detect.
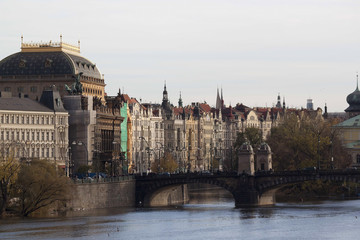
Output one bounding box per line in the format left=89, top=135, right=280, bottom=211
left=1, top=0, right=360, bottom=112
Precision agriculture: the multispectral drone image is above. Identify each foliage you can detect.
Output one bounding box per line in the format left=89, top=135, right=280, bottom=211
left=277, top=180, right=355, bottom=201
left=267, top=114, right=351, bottom=171
left=76, top=165, right=91, bottom=175
left=0, top=153, right=20, bottom=216
left=15, top=159, right=69, bottom=216
left=233, top=127, right=262, bottom=151
left=151, top=152, right=178, bottom=173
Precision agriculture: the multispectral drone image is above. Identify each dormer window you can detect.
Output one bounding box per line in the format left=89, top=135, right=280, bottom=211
left=19, top=59, right=26, bottom=68
left=45, top=58, right=53, bottom=68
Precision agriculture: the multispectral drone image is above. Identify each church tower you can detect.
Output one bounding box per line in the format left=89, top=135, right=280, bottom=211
left=178, top=91, right=183, bottom=107
left=162, top=82, right=171, bottom=110
left=276, top=93, right=282, bottom=108
left=216, top=87, right=224, bottom=110
left=345, top=75, right=360, bottom=118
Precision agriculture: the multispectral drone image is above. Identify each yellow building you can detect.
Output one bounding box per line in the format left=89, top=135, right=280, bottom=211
left=0, top=36, right=105, bottom=101
left=333, top=115, right=360, bottom=168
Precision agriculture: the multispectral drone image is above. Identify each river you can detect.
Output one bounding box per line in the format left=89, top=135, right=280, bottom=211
left=1, top=187, right=360, bottom=240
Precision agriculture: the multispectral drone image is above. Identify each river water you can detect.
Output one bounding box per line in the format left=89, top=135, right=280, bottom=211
left=1, top=188, right=360, bottom=240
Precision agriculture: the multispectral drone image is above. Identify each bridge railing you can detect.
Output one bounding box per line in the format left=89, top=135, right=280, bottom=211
left=134, top=169, right=360, bottom=180
left=255, top=169, right=360, bottom=177
left=73, top=175, right=135, bottom=184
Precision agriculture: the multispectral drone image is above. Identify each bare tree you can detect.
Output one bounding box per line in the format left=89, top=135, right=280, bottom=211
left=15, top=159, right=70, bottom=216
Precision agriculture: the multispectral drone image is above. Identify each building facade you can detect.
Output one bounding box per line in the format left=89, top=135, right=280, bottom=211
left=0, top=90, right=69, bottom=171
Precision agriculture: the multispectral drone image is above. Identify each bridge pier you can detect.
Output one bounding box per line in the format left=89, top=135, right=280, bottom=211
left=234, top=189, right=276, bottom=207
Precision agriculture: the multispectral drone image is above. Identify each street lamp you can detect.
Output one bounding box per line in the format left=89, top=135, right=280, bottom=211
left=330, top=140, right=334, bottom=170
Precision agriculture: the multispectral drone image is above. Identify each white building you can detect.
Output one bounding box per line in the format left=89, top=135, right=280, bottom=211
left=0, top=90, right=69, bottom=171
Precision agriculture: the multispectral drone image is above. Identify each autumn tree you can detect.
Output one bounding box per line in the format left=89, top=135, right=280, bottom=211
left=234, top=127, right=262, bottom=151
left=267, top=114, right=351, bottom=171
left=151, top=152, right=178, bottom=173
left=15, top=159, right=70, bottom=216
left=0, top=154, right=20, bottom=216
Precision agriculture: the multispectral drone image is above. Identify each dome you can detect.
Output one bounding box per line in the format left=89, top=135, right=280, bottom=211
left=345, top=85, right=360, bottom=112
left=0, top=51, right=102, bottom=79
left=258, top=142, right=272, bottom=153
left=239, top=141, right=253, bottom=153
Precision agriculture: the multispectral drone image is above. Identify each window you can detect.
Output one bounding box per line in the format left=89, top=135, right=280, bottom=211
left=357, top=154, right=360, bottom=164
left=30, top=86, right=37, bottom=93
left=45, top=59, right=52, bottom=68
left=17, top=87, right=24, bottom=93
left=19, top=59, right=26, bottom=67
left=4, top=87, right=11, bottom=92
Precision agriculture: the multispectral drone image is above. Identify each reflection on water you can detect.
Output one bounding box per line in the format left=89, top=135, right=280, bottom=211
left=1, top=187, right=360, bottom=240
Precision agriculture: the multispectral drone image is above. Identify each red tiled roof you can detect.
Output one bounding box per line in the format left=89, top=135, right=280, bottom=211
left=122, top=94, right=131, bottom=102
left=199, top=103, right=211, bottom=113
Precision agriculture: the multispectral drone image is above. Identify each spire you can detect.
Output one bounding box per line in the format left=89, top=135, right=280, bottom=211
left=216, top=87, right=221, bottom=110
left=178, top=91, right=183, bottom=107
left=221, top=87, right=224, bottom=109
left=162, top=81, right=168, bottom=101
left=357, top=73, right=359, bottom=91
left=282, top=97, right=286, bottom=109
left=323, top=103, right=328, bottom=119
left=221, top=87, right=223, bottom=101
left=276, top=93, right=282, bottom=108
left=162, top=81, right=170, bottom=110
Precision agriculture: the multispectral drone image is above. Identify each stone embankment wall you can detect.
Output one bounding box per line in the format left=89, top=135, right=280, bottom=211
left=68, top=180, right=136, bottom=211
left=67, top=180, right=188, bottom=210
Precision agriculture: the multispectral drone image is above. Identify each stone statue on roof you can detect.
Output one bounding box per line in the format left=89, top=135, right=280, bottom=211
left=65, top=72, right=83, bottom=95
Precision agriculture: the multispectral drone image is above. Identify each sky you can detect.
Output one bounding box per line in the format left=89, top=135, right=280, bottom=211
left=1, top=0, right=360, bottom=112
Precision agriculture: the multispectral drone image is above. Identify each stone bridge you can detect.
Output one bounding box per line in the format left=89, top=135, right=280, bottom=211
left=135, top=171, right=360, bottom=207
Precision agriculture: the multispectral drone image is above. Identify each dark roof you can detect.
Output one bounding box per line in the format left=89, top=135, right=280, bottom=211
left=345, top=86, right=360, bottom=112
left=0, top=51, right=101, bottom=79
left=0, top=96, right=53, bottom=112
left=39, top=89, right=67, bottom=112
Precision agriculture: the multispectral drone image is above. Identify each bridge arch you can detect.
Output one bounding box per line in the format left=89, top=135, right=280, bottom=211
left=255, top=172, right=360, bottom=204
left=136, top=175, right=239, bottom=207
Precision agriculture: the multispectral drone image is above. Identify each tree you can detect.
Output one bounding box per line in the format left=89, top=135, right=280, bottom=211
left=151, top=152, right=178, bottom=173
left=234, top=127, right=262, bottom=151
left=15, top=160, right=69, bottom=216
left=0, top=154, right=20, bottom=216
left=267, top=114, right=351, bottom=171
